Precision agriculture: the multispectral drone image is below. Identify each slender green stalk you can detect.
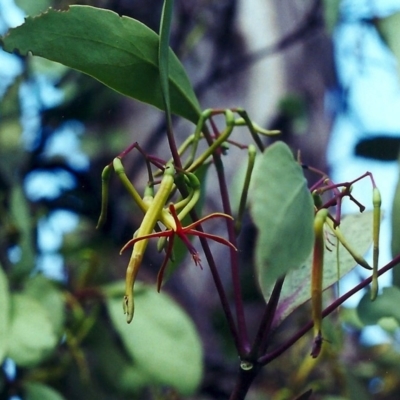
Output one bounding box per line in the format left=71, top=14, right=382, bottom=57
left=371, top=187, right=382, bottom=300
left=159, top=0, right=182, bottom=168
left=235, top=144, right=256, bottom=235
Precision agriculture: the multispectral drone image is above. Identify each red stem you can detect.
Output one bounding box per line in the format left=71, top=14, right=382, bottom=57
left=204, top=123, right=250, bottom=355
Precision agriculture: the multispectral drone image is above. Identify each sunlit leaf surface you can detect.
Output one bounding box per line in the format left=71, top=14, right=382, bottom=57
left=8, top=293, right=58, bottom=366
left=104, top=282, right=203, bottom=395
left=249, top=141, right=314, bottom=294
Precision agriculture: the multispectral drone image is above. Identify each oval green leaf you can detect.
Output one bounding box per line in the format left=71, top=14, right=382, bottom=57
left=104, top=282, right=203, bottom=395
left=23, top=382, right=66, bottom=400
left=357, top=286, right=400, bottom=326
left=7, top=293, right=58, bottom=367
left=1, top=5, right=201, bottom=123
left=88, top=319, right=151, bottom=393
left=23, top=274, right=65, bottom=336
left=391, top=172, right=400, bottom=286
left=249, top=141, right=314, bottom=291
left=266, top=212, right=374, bottom=326
left=376, top=12, right=400, bottom=82
left=10, top=185, right=35, bottom=279
left=14, top=0, right=52, bottom=16
left=0, top=263, right=10, bottom=364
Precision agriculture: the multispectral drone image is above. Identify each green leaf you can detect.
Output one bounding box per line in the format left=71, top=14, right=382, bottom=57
left=343, top=366, right=373, bottom=400
left=9, top=185, right=35, bottom=280
left=391, top=166, right=400, bottom=286
left=322, top=0, right=341, bottom=33
left=14, top=0, right=52, bottom=16
left=23, top=274, right=65, bottom=336
left=23, top=382, right=66, bottom=400
left=7, top=293, right=58, bottom=367
left=377, top=317, right=399, bottom=333
left=1, top=5, right=201, bottom=123
left=340, top=307, right=365, bottom=330
left=357, top=286, right=400, bottom=326
left=376, top=12, right=400, bottom=81
left=249, top=141, right=314, bottom=291
left=104, top=282, right=203, bottom=395
left=158, top=0, right=174, bottom=115
left=266, top=212, right=374, bottom=326
left=0, top=263, right=10, bottom=364
left=88, top=319, right=150, bottom=393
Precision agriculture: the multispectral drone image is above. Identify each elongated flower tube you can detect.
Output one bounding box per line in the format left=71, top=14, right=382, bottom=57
left=122, top=163, right=176, bottom=323
left=371, top=187, right=382, bottom=300
left=310, top=208, right=328, bottom=358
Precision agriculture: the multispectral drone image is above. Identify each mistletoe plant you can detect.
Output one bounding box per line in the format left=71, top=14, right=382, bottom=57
left=1, top=2, right=399, bottom=400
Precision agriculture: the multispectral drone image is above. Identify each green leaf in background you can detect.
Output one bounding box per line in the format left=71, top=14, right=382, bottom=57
left=104, top=282, right=203, bottom=395
left=249, top=141, right=314, bottom=291
left=0, top=76, right=22, bottom=153
left=322, top=0, right=341, bottom=33
left=23, top=382, right=66, bottom=400
left=14, top=0, right=52, bottom=16
left=23, top=274, right=65, bottom=336
left=343, top=366, right=373, bottom=400
left=357, top=286, right=400, bottom=326
left=158, top=0, right=174, bottom=116
left=88, top=319, right=151, bottom=394
left=391, top=166, right=400, bottom=286
left=7, top=293, right=58, bottom=367
left=376, top=12, right=400, bottom=81
left=1, top=5, right=201, bottom=124
left=0, top=263, right=10, bottom=364
left=9, top=185, right=35, bottom=280
left=267, top=212, right=374, bottom=326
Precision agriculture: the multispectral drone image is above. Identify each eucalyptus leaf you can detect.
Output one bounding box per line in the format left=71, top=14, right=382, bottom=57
left=7, top=293, right=58, bottom=367
left=340, top=307, right=365, bottom=330
left=1, top=5, right=201, bottom=123
left=357, top=286, right=400, bottom=326
left=322, top=0, right=340, bottom=33
left=158, top=0, right=174, bottom=117
left=23, top=382, right=66, bottom=400
left=249, top=141, right=314, bottom=291
left=9, top=185, right=35, bottom=279
left=104, top=282, right=203, bottom=395
left=0, top=263, right=10, bottom=364
left=88, top=319, right=150, bottom=393
left=376, top=12, right=400, bottom=82
left=14, top=0, right=52, bottom=16
left=391, top=167, right=400, bottom=287
left=377, top=317, right=399, bottom=333
left=344, top=366, right=373, bottom=400
left=23, top=274, right=65, bottom=336
left=268, top=212, right=374, bottom=327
